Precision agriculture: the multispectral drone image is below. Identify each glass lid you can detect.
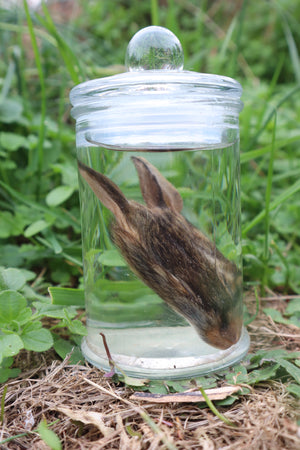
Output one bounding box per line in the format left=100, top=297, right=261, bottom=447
left=70, top=26, right=243, bottom=150
left=70, top=26, right=242, bottom=107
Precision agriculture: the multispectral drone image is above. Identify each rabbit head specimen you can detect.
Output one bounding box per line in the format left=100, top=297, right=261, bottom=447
left=78, top=156, right=243, bottom=350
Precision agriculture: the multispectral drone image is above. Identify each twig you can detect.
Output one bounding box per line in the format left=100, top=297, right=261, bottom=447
left=31, top=267, right=47, bottom=288
left=100, top=333, right=116, bottom=377
left=260, top=295, right=300, bottom=301
left=99, top=333, right=130, bottom=379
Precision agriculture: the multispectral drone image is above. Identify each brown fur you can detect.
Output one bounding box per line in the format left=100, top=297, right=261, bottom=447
left=78, top=157, right=243, bottom=349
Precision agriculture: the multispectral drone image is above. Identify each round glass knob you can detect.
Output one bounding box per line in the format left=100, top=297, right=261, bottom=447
left=125, top=26, right=184, bottom=72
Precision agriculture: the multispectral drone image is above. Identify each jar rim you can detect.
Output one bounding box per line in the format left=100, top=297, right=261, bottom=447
left=70, top=70, right=242, bottom=109
left=70, top=70, right=243, bottom=150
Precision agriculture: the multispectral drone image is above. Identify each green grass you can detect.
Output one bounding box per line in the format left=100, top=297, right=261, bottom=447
left=0, top=0, right=299, bottom=391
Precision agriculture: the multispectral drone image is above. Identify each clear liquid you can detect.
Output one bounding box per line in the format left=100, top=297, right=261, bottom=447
left=77, top=144, right=249, bottom=378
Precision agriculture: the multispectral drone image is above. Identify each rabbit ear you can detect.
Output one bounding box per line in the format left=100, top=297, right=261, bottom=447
left=78, top=160, right=130, bottom=222
left=131, top=156, right=183, bottom=213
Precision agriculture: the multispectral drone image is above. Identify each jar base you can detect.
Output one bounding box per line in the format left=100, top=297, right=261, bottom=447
left=81, top=325, right=250, bottom=380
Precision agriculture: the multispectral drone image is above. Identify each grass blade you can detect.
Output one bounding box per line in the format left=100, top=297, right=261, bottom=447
left=282, top=16, right=300, bottom=84
left=165, top=0, right=177, bottom=33
left=245, top=84, right=300, bottom=151
left=242, top=177, right=300, bottom=236
left=198, top=386, right=235, bottom=427
left=0, top=59, right=15, bottom=101
left=48, top=287, right=85, bottom=307
left=262, top=113, right=277, bottom=291
left=36, top=2, right=83, bottom=84
left=229, top=0, right=248, bottom=78
left=23, top=0, right=46, bottom=200
left=151, top=0, right=159, bottom=26
left=240, top=135, right=300, bottom=164
left=1, top=385, right=7, bottom=424
left=0, top=21, right=56, bottom=45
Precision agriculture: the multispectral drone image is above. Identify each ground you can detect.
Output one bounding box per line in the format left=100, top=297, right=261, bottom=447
left=0, top=294, right=299, bottom=449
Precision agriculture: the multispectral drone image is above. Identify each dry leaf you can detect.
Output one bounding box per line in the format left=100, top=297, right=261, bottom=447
left=130, top=385, right=241, bottom=403
left=24, top=409, right=35, bottom=430
left=56, top=406, right=114, bottom=436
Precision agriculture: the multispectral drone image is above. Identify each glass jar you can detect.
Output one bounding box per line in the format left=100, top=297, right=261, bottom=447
left=70, top=26, right=250, bottom=379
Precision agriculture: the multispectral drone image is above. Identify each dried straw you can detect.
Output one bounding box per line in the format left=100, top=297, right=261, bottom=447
left=0, top=295, right=299, bottom=449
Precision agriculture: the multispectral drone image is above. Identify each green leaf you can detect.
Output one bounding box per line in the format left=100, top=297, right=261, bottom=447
left=0, top=334, right=24, bottom=362
left=0, top=356, right=14, bottom=368
left=0, top=367, right=21, bottom=383
left=98, top=249, right=127, bottom=267
left=0, top=98, right=23, bottom=123
left=165, top=380, right=191, bottom=393
left=286, top=383, right=300, bottom=398
left=216, top=396, right=238, bottom=406
left=263, top=307, right=299, bottom=326
left=249, top=349, right=300, bottom=366
left=33, top=302, right=78, bottom=319
left=0, top=212, right=24, bottom=238
left=0, top=132, right=29, bottom=151
left=53, top=336, right=84, bottom=364
left=52, top=162, right=78, bottom=189
left=225, top=364, right=249, bottom=384
left=263, top=308, right=291, bottom=325
left=0, top=290, right=27, bottom=324
left=46, top=185, right=74, bottom=207
left=247, top=364, right=280, bottom=384
left=285, top=298, right=300, bottom=316
left=278, top=359, right=300, bottom=384
left=0, top=268, right=26, bottom=291
left=21, top=324, right=53, bottom=351
left=14, top=308, right=33, bottom=326
left=0, top=245, right=23, bottom=267
left=37, top=419, right=62, bottom=450
left=0, top=357, right=21, bottom=383
left=64, top=318, right=87, bottom=336
left=147, top=382, right=169, bottom=394
left=48, top=287, right=85, bottom=307
left=192, top=375, right=218, bottom=390
left=24, top=220, right=50, bottom=238
left=123, top=375, right=149, bottom=387
left=0, top=212, right=15, bottom=239
left=19, top=269, right=37, bottom=282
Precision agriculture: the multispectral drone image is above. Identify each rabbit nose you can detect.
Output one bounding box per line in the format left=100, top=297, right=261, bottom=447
left=206, top=319, right=242, bottom=350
